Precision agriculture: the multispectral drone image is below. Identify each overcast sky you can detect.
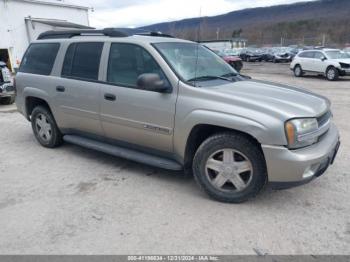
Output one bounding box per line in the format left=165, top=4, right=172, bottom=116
left=68, top=0, right=316, bottom=28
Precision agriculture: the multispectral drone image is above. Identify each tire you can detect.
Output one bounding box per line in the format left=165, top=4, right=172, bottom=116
left=0, top=96, right=15, bottom=105
left=326, top=66, right=339, bottom=81
left=294, top=65, right=304, bottom=77
left=31, top=106, right=63, bottom=148
left=231, top=61, right=242, bottom=72
left=192, top=132, right=267, bottom=203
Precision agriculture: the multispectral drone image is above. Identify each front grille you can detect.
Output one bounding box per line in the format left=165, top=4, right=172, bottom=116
left=317, top=111, right=332, bottom=127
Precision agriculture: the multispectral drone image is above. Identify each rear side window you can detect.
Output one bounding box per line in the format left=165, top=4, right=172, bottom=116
left=62, top=42, right=103, bottom=81
left=20, top=43, right=60, bottom=75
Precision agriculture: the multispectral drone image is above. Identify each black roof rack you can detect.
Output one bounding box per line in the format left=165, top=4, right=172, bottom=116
left=37, top=28, right=174, bottom=40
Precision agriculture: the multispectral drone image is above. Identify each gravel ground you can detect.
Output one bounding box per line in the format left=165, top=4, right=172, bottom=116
left=0, top=63, right=349, bottom=255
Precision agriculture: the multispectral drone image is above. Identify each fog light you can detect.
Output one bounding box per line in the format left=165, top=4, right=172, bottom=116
left=303, top=163, right=320, bottom=179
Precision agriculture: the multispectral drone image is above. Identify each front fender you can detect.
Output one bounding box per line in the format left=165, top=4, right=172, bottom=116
left=173, top=109, right=286, bottom=161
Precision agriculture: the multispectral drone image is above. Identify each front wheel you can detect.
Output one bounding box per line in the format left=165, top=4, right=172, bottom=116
left=31, top=106, right=63, bottom=148
left=193, top=133, right=267, bottom=203
left=326, top=67, right=339, bottom=81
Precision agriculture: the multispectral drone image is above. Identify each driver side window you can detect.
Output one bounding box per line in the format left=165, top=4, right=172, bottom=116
left=107, top=43, right=167, bottom=88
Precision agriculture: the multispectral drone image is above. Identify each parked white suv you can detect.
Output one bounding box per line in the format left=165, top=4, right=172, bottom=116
left=291, top=49, right=350, bottom=81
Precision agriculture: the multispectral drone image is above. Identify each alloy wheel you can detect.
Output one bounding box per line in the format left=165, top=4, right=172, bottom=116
left=205, top=148, right=253, bottom=192
left=35, top=113, right=52, bottom=142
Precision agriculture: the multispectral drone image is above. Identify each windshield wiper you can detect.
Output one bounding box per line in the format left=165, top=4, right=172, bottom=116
left=221, top=72, right=238, bottom=78
left=187, top=75, right=233, bottom=82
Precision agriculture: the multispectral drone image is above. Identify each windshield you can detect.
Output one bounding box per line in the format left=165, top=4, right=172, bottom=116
left=153, top=42, right=237, bottom=82
left=325, top=51, right=350, bottom=59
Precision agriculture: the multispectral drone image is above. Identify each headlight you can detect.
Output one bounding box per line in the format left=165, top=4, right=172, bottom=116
left=339, top=62, right=350, bottom=69
left=285, top=118, right=319, bottom=149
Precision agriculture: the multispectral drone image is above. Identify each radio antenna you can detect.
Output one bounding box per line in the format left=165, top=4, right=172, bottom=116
left=194, top=7, right=202, bottom=87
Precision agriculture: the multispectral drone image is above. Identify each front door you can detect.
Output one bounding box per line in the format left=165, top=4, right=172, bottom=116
left=99, top=43, right=177, bottom=153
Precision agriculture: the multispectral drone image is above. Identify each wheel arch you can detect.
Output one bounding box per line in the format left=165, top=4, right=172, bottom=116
left=22, top=87, right=52, bottom=120
left=25, top=96, right=52, bottom=121
left=181, top=124, right=264, bottom=176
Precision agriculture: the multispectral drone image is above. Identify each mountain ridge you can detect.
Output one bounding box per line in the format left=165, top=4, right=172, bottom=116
left=140, top=0, right=350, bottom=45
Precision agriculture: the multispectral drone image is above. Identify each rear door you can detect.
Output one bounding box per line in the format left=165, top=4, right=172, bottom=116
left=99, top=42, right=177, bottom=153
left=53, top=42, right=104, bottom=136
left=299, top=51, right=315, bottom=71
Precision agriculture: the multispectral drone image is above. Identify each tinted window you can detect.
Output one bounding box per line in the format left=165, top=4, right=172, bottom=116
left=62, top=42, right=103, bottom=80
left=314, top=51, right=324, bottom=59
left=107, top=43, right=166, bottom=88
left=20, top=43, right=60, bottom=75
left=299, top=51, right=314, bottom=58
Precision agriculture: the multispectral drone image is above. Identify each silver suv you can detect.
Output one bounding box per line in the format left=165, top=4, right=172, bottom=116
left=15, top=28, right=340, bottom=203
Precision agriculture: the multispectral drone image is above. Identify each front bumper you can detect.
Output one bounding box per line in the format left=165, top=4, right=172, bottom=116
left=339, top=68, right=350, bottom=76
left=0, top=83, right=15, bottom=97
left=275, top=57, right=291, bottom=62
left=262, top=123, right=340, bottom=188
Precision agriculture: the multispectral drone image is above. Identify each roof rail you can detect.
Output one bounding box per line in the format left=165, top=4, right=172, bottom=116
left=37, top=28, right=174, bottom=40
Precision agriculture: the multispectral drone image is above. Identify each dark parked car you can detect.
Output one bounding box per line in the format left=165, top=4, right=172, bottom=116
left=262, top=48, right=293, bottom=63
left=214, top=49, right=243, bottom=72
left=0, top=61, right=15, bottom=105
left=240, top=48, right=263, bottom=62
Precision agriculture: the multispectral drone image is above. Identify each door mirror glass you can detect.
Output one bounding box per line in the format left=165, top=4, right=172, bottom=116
left=137, top=73, right=170, bottom=93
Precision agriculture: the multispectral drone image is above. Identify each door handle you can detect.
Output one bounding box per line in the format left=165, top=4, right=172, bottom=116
left=104, top=93, right=116, bottom=101
left=56, top=86, right=65, bottom=92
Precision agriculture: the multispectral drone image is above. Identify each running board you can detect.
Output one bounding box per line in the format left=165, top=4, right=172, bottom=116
left=63, top=135, right=183, bottom=171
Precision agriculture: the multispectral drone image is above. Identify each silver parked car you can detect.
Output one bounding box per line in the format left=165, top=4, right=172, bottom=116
left=15, top=28, right=340, bottom=203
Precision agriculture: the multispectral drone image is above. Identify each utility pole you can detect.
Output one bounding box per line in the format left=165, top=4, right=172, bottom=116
left=322, top=34, right=326, bottom=46
left=216, top=28, right=220, bottom=40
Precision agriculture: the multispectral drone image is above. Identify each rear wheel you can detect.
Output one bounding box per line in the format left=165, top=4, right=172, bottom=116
left=294, top=65, right=304, bottom=77
left=326, top=66, right=339, bottom=81
left=31, top=106, right=63, bottom=148
left=192, top=133, right=267, bottom=203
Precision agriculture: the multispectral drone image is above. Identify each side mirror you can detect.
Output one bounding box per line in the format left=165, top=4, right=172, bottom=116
left=321, top=56, right=327, bottom=61
left=136, top=73, right=170, bottom=93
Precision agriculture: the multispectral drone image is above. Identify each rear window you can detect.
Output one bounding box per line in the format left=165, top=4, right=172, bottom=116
left=19, top=43, right=60, bottom=75
left=62, top=42, right=103, bottom=81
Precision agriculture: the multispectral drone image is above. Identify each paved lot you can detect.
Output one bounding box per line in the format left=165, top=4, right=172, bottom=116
left=0, top=63, right=349, bottom=255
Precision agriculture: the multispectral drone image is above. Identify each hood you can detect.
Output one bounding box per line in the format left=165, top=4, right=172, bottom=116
left=332, top=58, right=350, bottom=63
left=275, top=52, right=290, bottom=57
left=207, top=79, right=330, bottom=120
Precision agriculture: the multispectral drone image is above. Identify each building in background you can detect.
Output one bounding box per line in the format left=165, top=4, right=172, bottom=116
left=0, top=0, right=92, bottom=71
left=200, top=38, right=247, bottom=51
left=231, top=37, right=247, bottom=48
